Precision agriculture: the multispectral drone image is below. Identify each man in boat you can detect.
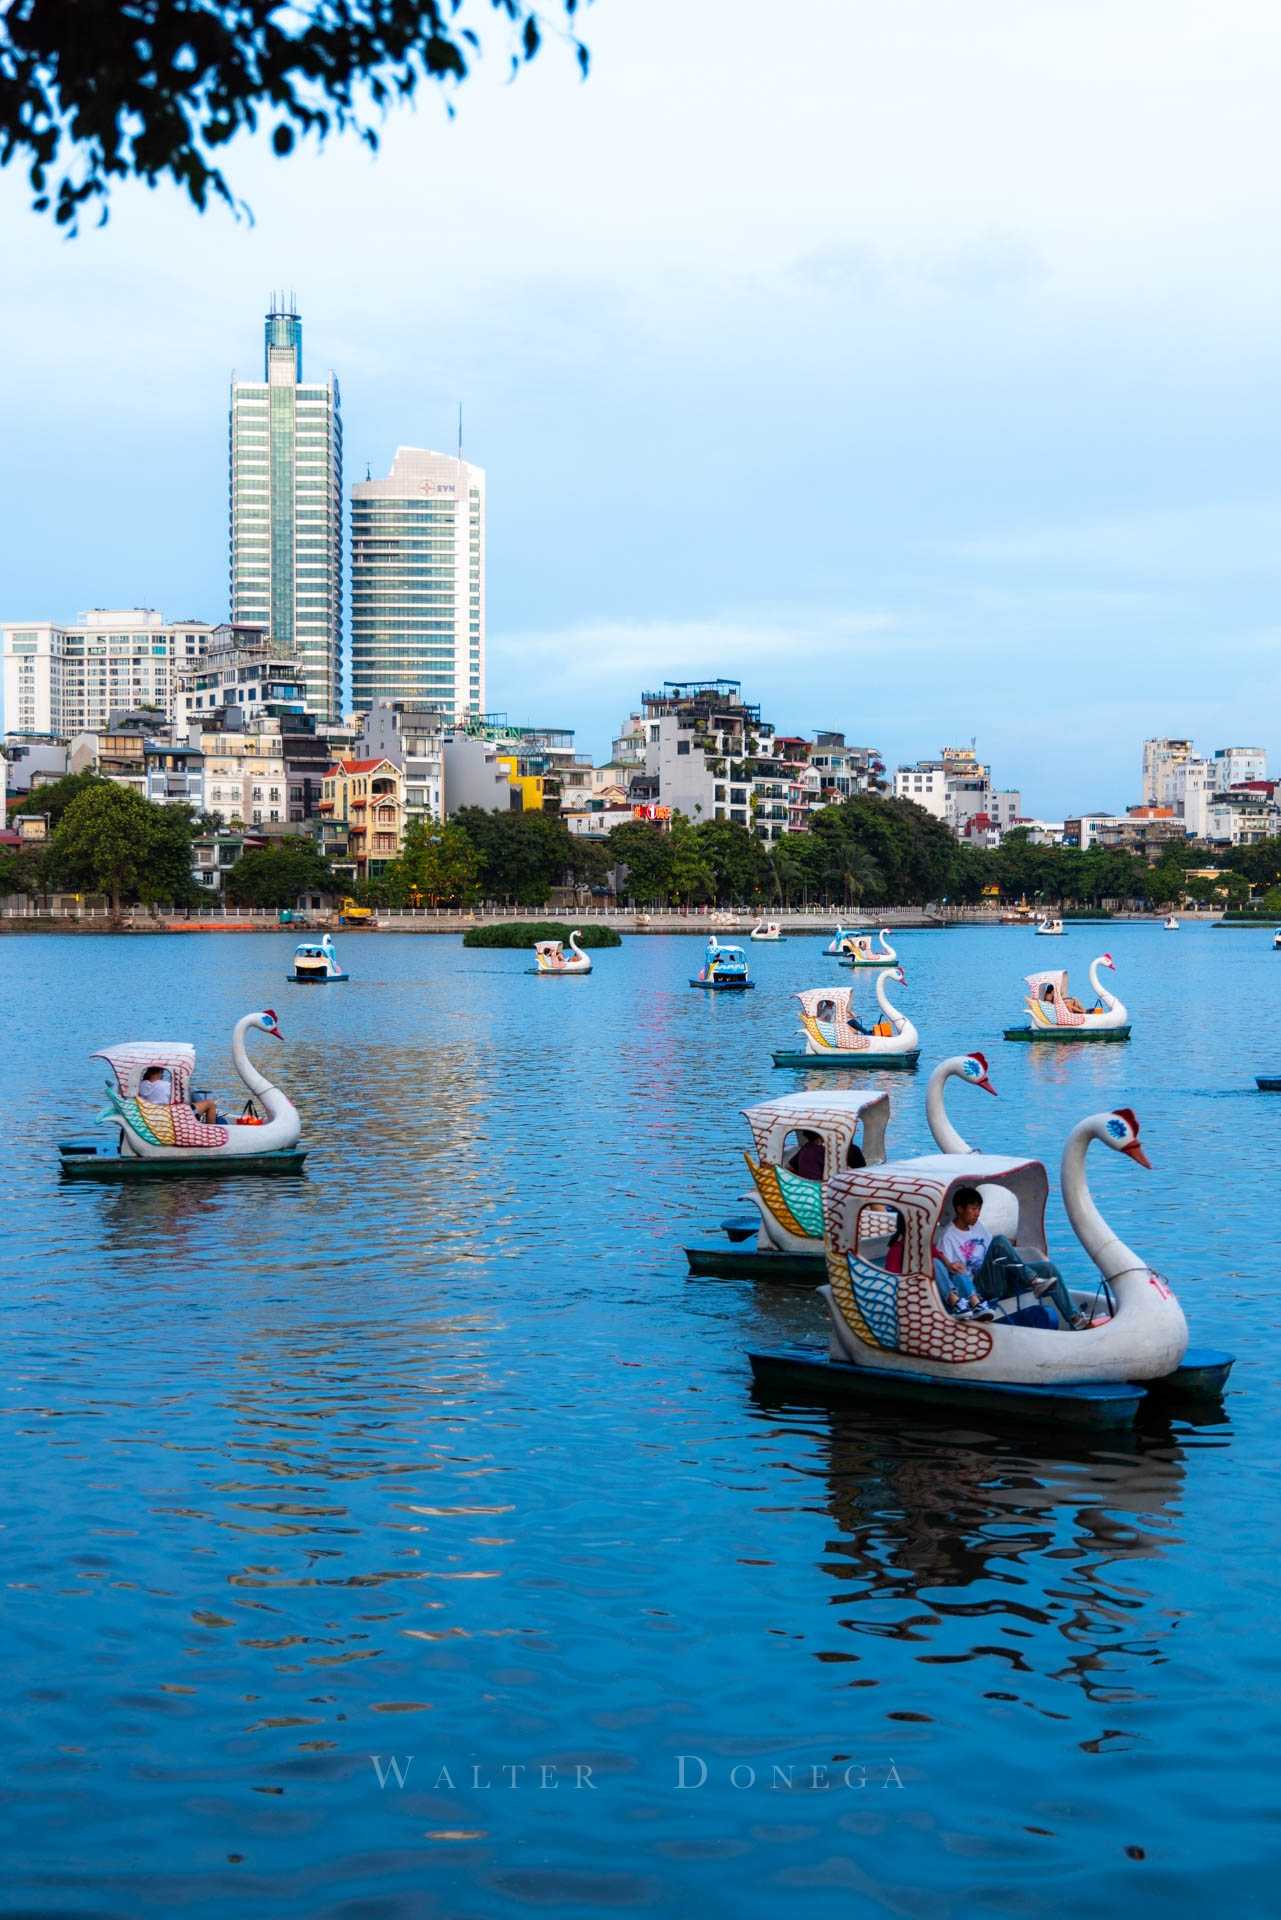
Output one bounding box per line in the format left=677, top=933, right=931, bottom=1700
left=939, top=1186, right=1084, bottom=1328
left=140, top=1066, right=220, bottom=1126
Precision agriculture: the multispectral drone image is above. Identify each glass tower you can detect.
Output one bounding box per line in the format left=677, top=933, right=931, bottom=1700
left=229, top=298, right=343, bottom=721
left=350, top=447, right=485, bottom=719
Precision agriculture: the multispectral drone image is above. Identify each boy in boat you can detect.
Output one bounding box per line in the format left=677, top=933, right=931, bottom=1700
left=140, top=1066, right=219, bottom=1126
left=939, top=1186, right=1083, bottom=1327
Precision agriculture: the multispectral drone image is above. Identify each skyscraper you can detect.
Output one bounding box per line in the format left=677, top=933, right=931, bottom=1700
left=350, top=446, right=485, bottom=720
left=229, top=298, right=343, bottom=721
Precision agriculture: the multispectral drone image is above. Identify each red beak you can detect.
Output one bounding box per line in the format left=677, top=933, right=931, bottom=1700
left=978, top=1078, right=997, bottom=1097
left=1121, top=1141, right=1151, bottom=1169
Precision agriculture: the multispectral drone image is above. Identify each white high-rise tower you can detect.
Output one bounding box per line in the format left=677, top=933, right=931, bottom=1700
left=350, top=446, right=485, bottom=720
left=229, top=298, right=343, bottom=721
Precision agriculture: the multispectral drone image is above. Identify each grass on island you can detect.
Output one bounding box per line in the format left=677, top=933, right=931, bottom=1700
left=462, top=922, right=623, bottom=949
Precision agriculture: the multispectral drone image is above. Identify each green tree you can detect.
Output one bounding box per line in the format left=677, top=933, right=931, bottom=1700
left=0, top=845, right=48, bottom=897
left=375, top=818, right=481, bottom=906
left=605, top=821, right=674, bottom=904
left=224, top=836, right=336, bottom=907
left=453, top=805, right=582, bottom=905
left=694, top=819, right=771, bottom=904
left=666, top=813, right=715, bottom=905
left=7, top=770, right=105, bottom=828
left=1, top=0, right=591, bottom=232
left=46, top=783, right=195, bottom=911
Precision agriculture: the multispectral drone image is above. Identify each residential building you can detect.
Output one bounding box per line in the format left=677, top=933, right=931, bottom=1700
left=70, top=714, right=170, bottom=795
left=175, top=623, right=308, bottom=734
left=145, top=742, right=205, bottom=811
left=192, top=828, right=260, bottom=896
left=1212, top=746, right=1267, bottom=792
left=1172, top=757, right=1216, bottom=838
left=1065, top=807, right=1189, bottom=857
left=230, top=298, right=343, bottom=721
left=893, top=745, right=1018, bottom=836
left=1141, top=738, right=1195, bottom=807
left=1206, top=785, right=1281, bottom=845
left=442, top=733, right=517, bottom=813
left=3, top=734, right=69, bottom=795
left=2, top=610, right=213, bottom=735
left=318, top=757, right=405, bottom=880
left=350, top=446, right=485, bottom=719
left=354, top=699, right=446, bottom=824
left=196, top=710, right=292, bottom=830
left=635, top=680, right=793, bottom=841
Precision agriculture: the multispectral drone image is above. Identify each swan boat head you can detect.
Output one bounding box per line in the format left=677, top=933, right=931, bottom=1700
left=957, top=1050, right=997, bottom=1096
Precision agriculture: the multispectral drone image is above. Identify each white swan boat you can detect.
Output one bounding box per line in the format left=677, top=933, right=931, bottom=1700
left=750, top=920, right=784, bottom=941
left=289, top=933, right=348, bottom=983
left=1034, top=915, right=1064, bottom=936
left=1005, top=954, right=1130, bottom=1042
left=773, top=967, right=919, bottom=1068
left=824, top=925, right=871, bottom=955
left=530, top=930, right=592, bottom=975
left=1273, top=928, right=1281, bottom=951
left=58, top=1011, right=306, bottom=1176
left=749, top=1107, right=1234, bottom=1426
left=838, top=928, right=898, bottom=967
left=1163, top=916, right=1180, bottom=931
left=686, top=1052, right=1000, bottom=1278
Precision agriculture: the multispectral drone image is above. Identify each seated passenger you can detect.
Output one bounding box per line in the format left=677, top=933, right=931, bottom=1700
left=884, top=1208, right=905, bottom=1273
left=140, top=1065, right=218, bottom=1126
left=846, top=1140, right=866, bottom=1169
left=939, top=1185, right=1086, bottom=1328
left=785, top=1129, right=826, bottom=1182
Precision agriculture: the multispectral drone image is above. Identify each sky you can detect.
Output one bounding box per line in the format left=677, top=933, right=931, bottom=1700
left=2, top=0, right=1280, bottom=815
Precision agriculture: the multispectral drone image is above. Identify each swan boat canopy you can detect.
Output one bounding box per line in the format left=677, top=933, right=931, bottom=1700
left=290, top=933, right=348, bottom=983
left=690, top=937, right=754, bottom=990
left=57, top=1011, right=307, bottom=1177
left=686, top=1050, right=1004, bottom=1279
left=1005, top=955, right=1130, bottom=1042
left=748, top=1107, right=1233, bottom=1426
left=530, top=930, right=592, bottom=975
left=838, top=928, right=898, bottom=968
left=750, top=920, right=784, bottom=941
left=825, top=926, right=872, bottom=955
left=773, top=968, right=920, bottom=1069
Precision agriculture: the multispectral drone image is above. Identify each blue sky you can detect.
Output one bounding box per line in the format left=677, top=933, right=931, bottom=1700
left=2, top=0, right=1279, bottom=814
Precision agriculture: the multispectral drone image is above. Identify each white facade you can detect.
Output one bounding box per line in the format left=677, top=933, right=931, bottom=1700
left=351, top=447, right=485, bottom=722
left=354, top=699, right=446, bottom=823
left=1212, top=746, right=1267, bottom=791
left=2, top=611, right=213, bottom=736
left=1141, top=737, right=1195, bottom=806
left=198, top=724, right=291, bottom=829
left=893, top=764, right=948, bottom=818
left=230, top=301, right=343, bottom=722
left=1172, top=757, right=1215, bottom=837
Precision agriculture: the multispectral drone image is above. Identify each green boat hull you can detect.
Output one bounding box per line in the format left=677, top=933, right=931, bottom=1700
left=685, top=1245, right=826, bottom=1283
left=1003, top=1026, right=1131, bottom=1043
left=772, top=1048, right=919, bottom=1070
left=59, top=1138, right=308, bottom=1178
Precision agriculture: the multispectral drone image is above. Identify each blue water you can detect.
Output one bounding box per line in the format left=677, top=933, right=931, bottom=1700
left=1, top=924, right=1278, bottom=1917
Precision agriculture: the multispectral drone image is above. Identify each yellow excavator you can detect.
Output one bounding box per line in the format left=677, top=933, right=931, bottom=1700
left=337, top=897, right=376, bottom=927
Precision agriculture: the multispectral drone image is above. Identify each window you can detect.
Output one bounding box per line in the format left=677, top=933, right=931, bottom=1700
left=676, top=740, right=690, bottom=756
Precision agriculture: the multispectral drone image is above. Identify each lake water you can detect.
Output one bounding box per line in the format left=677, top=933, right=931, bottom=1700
left=1, top=923, right=1277, bottom=1917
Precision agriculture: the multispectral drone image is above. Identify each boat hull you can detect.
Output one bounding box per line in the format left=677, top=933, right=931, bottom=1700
left=1256, top=1077, right=1281, bottom=1091
left=58, top=1137, right=308, bottom=1178
left=1004, top=1025, right=1131, bottom=1043
left=748, top=1344, right=1145, bottom=1429
left=527, top=968, right=591, bottom=976
left=772, top=1047, right=918, bottom=1069
left=690, top=978, right=754, bottom=990
left=288, top=972, right=348, bottom=983
left=685, top=1246, right=825, bottom=1282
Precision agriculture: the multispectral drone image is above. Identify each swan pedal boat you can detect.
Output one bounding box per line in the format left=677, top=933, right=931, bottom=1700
left=690, top=937, right=754, bottom=990
left=773, top=968, right=919, bottom=1069
left=1034, top=915, right=1065, bottom=936
left=824, top=925, right=872, bottom=956
left=289, top=933, right=348, bottom=983
left=686, top=1053, right=996, bottom=1280
left=750, top=920, right=785, bottom=941
left=57, top=1011, right=307, bottom=1177
left=747, top=1108, right=1233, bottom=1429
left=837, top=928, right=898, bottom=968
left=1004, top=955, right=1130, bottom=1042
left=529, top=931, right=592, bottom=975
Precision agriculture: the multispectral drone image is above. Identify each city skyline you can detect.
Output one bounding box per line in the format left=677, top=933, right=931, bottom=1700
left=2, top=1, right=1280, bottom=809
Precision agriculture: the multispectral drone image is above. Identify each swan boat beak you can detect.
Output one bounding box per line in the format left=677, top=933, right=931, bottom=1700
left=1121, top=1141, right=1152, bottom=1168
